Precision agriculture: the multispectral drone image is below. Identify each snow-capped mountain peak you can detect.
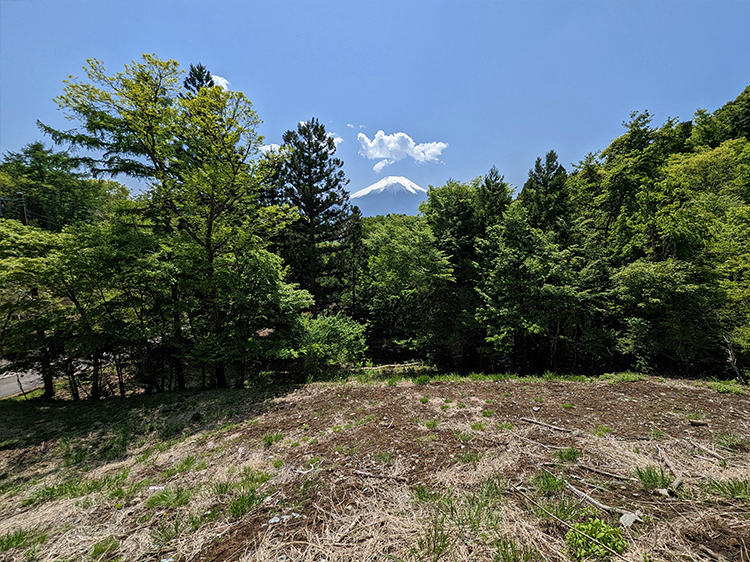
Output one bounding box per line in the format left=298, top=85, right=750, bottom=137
left=350, top=176, right=426, bottom=199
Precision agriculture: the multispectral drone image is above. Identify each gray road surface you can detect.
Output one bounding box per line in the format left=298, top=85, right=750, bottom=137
left=0, top=372, right=44, bottom=399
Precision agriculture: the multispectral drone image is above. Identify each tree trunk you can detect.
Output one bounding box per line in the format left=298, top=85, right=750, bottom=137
left=114, top=356, right=126, bottom=398
left=66, top=360, right=80, bottom=401
left=234, top=361, right=246, bottom=389
left=172, top=283, right=185, bottom=391
left=91, top=352, right=101, bottom=400
left=214, top=361, right=227, bottom=389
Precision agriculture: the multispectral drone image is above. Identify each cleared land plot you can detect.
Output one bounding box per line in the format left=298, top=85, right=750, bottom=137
left=0, top=374, right=749, bottom=561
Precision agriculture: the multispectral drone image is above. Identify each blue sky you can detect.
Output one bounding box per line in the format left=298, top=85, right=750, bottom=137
left=1, top=0, right=750, bottom=195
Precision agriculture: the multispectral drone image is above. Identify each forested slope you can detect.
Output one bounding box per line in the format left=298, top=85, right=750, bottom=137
left=2, top=55, right=750, bottom=398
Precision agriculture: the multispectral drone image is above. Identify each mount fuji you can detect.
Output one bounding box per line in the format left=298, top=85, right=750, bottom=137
left=349, top=176, right=428, bottom=217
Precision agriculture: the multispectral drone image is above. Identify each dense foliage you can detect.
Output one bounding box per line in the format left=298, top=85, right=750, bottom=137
left=1, top=55, right=749, bottom=399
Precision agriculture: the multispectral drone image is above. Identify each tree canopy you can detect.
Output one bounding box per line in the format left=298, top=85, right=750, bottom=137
left=2, top=56, right=749, bottom=400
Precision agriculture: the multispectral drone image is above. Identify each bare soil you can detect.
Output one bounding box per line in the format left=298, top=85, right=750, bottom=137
left=1, top=374, right=749, bottom=561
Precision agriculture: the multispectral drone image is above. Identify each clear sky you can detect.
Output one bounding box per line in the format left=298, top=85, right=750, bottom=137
left=1, top=0, right=749, bottom=195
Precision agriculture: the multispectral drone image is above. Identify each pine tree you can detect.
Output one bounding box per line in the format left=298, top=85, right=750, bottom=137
left=518, top=150, right=569, bottom=233
left=275, top=118, right=356, bottom=310
left=183, top=63, right=214, bottom=96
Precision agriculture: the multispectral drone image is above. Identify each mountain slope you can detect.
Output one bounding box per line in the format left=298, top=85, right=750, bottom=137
left=350, top=176, right=427, bottom=216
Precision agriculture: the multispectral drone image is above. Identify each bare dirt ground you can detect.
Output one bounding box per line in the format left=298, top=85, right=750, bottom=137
left=1, top=373, right=749, bottom=561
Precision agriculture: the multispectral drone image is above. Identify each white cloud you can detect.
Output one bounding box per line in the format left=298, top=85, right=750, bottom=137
left=357, top=130, right=448, bottom=172
left=373, top=159, right=395, bottom=173
left=347, top=123, right=355, bottom=129
left=260, top=144, right=280, bottom=154
left=212, top=75, right=230, bottom=90
left=329, top=133, right=344, bottom=147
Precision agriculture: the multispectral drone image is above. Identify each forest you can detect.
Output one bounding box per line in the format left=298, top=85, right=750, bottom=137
left=2, top=54, right=750, bottom=399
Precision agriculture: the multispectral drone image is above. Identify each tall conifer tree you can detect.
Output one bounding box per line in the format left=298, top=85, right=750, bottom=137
left=275, top=118, right=356, bottom=310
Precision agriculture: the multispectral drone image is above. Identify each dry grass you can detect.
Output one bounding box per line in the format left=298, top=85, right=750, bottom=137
left=1, top=374, right=749, bottom=561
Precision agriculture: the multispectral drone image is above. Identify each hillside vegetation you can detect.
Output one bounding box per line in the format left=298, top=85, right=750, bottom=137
left=1, top=372, right=749, bottom=561
left=2, top=56, right=750, bottom=403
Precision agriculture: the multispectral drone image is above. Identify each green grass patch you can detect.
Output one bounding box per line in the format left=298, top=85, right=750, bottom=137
left=600, top=372, right=645, bottom=384
left=424, top=419, right=438, bottom=429
left=470, top=422, right=485, bottom=431
left=373, top=451, right=394, bottom=465
left=593, top=425, right=612, bottom=437
left=635, top=466, right=672, bottom=491
left=709, top=478, right=750, bottom=502
left=412, top=484, right=445, bottom=503
left=494, top=537, right=543, bottom=562
left=0, top=528, right=47, bottom=552
left=91, top=537, right=119, bottom=559
left=229, top=489, right=262, bottom=518
left=262, top=432, right=284, bottom=448
left=453, top=431, right=473, bottom=444
left=705, top=380, right=748, bottom=395
left=25, top=469, right=129, bottom=506
left=533, top=496, right=587, bottom=522
left=556, top=447, right=580, bottom=463
left=531, top=472, right=565, bottom=496
left=151, top=516, right=186, bottom=547
left=715, top=432, right=748, bottom=452
left=145, top=486, right=192, bottom=509
left=458, top=450, right=481, bottom=464
left=481, top=409, right=495, bottom=417
left=649, top=428, right=667, bottom=440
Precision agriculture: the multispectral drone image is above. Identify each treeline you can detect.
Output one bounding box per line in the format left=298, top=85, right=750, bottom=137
left=1, top=55, right=749, bottom=399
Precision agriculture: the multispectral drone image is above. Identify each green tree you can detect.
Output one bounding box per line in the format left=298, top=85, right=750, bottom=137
left=0, top=142, right=128, bottom=230
left=518, top=150, right=570, bottom=233
left=359, top=215, right=453, bottom=357
left=0, top=220, right=62, bottom=398
left=476, top=203, right=614, bottom=374
left=274, top=117, right=357, bottom=310
left=614, top=259, right=722, bottom=374
left=690, top=84, right=750, bottom=148
left=183, top=63, right=214, bottom=96
left=419, top=170, right=513, bottom=368
left=41, top=54, right=308, bottom=389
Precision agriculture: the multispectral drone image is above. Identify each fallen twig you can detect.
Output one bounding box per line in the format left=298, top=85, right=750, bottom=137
left=509, top=431, right=567, bottom=450
left=565, top=481, right=629, bottom=516
left=353, top=470, right=408, bottom=482
left=295, top=460, right=323, bottom=475
left=699, top=544, right=728, bottom=562
left=695, top=454, right=722, bottom=465
left=579, top=464, right=637, bottom=482
left=684, top=437, right=726, bottom=461
left=520, top=417, right=572, bottom=432
left=657, top=446, right=684, bottom=490
left=358, top=362, right=419, bottom=371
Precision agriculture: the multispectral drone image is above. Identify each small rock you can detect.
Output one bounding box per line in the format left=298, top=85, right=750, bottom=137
left=619, top=511, right=642, bottom=528
left=269, top=516, right=280, bottom=524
